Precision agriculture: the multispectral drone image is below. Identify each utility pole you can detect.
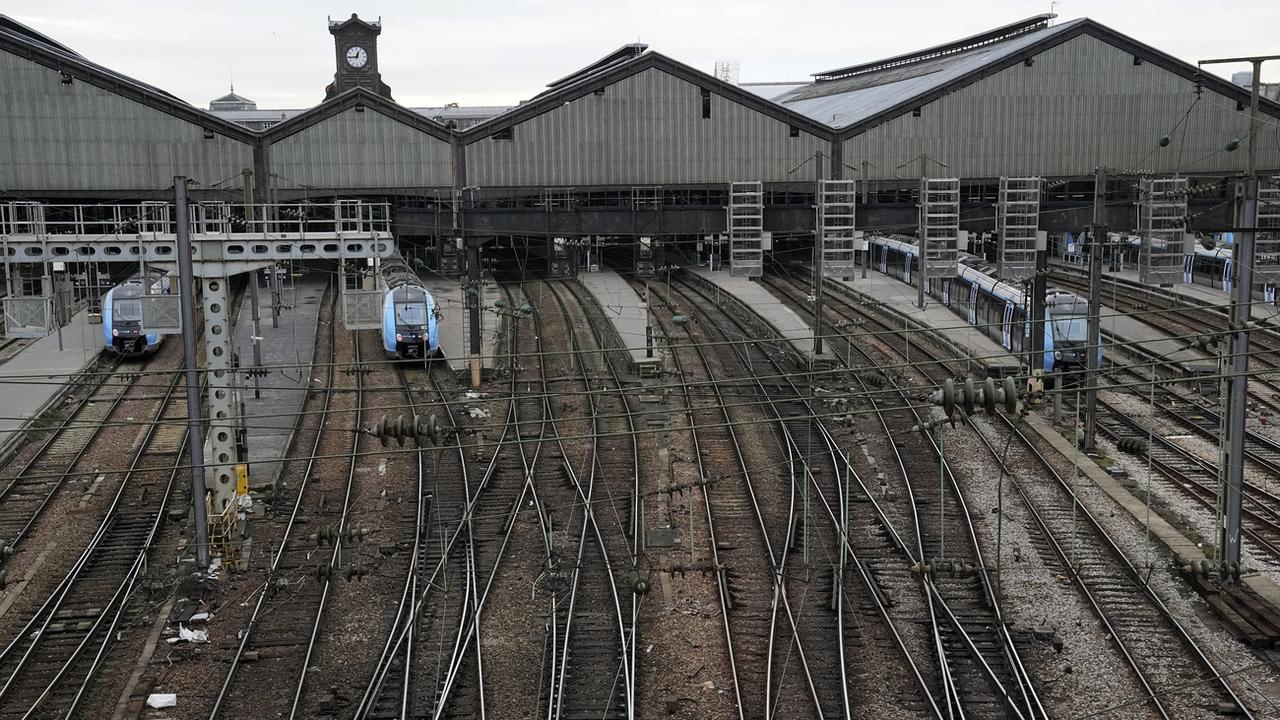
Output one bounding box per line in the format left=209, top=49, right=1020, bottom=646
left=467, top=237, right=483, bottom=389
left=1083, top=166, right=1105, bottom=452
left=174, top=177, right=210, bottom=569
left=1030, top=241, right=1048, bottom=392
left=1200, top=54, right=1279, bottom=573
left=917, top=188, right=929, bottom=309
left=243, top=169, right=263, bottom=399
left=813, top=150, right=825, bottom=356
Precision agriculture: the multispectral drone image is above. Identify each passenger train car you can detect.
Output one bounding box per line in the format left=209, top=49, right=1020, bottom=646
left=101, top=271, right=171, bottom=356
left=380, top=255, right=440, bottom=360
left=870, top=236, right=1093, bottom=373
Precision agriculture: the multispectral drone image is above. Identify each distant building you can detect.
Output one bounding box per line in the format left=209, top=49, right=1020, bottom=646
left=206, top=14, right=508, bottom=132
left=1230, top=70, right=1279, bottom=102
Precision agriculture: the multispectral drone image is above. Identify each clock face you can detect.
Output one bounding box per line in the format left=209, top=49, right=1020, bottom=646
left=345, top=46, right=368, bottom=69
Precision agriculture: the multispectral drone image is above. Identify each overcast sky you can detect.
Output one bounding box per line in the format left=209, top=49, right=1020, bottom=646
left=11, top=0, right=1280, bottom=110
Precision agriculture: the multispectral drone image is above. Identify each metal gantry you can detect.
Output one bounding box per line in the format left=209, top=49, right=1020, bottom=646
left=1137, top=176, right=1189, bottom=285
left=0, top=194, right=394, bottom=554
left=918, top=178, right=961, bottom=275
left=728, top=181, right=764, bottom=278
left=818, top=179, right=860, bottom=279
left=1256, top=180, right=1280, bottom=283
left=997, top=176, right=1042, bottom=280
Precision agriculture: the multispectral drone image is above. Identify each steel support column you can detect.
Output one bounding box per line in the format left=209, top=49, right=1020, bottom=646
left=1084, top=167, right=1105, bottom=452
left=175, top=178, right=209, bottom=568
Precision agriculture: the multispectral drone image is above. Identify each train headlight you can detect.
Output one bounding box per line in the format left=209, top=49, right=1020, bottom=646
left=112, top=328, right=118, bottom=337
left=1054, top=351, right=1062, bottom=360
left=396, top=333, right=403, bottom=342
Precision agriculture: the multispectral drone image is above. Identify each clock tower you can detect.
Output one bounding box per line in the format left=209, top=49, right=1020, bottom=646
left=326, top=14, right=392, bottom=100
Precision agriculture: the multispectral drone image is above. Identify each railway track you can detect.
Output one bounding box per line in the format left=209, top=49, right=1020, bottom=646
left=0, top=353, right=130, bottom=549
left=0, top=360, right=189, bottom=719
left=793, top=267, right=1257, bottom=718
left=700, top=270, right=1030, bottom=717
left=208, top=312, right=361, bottom=720
left=536, top=279, right=637, bottom=720
left=645, top=275, right=943, bottom=718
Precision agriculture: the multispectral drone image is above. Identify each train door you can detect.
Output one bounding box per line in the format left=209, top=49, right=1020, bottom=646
left=1001, top=301, right=1014, bottom=349
left=1183, top=254, right=1193, bottom=284
left=1223, top=259, right=1232, bottom=293
left=968, top=284, right=978, bottom=325
left=942, top=278, right=950, bottom=305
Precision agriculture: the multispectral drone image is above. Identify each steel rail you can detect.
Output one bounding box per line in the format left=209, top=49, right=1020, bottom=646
left=649, top=276, right=944, bottom=718
left=348, top=360, right=429, bottom=719
left=0, top=353, right=128, bottom=546
left=659, top=277, right=855, bottom=718
left=285, top=328, right=366, bottom=720
left=542, top=280, right=635, bottom=720
left=207, top=282, right=337, bottom=719
left=762, top=269, right=1045, bottom=719
left=359, top=282, right=549, bottom=719
left=819, top=269, right=1257, bottom=718
left=0, top=365, right=186, bottom=716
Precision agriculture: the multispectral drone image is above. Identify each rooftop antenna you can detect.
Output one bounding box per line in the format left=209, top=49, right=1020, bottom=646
left=229, top=67, right=234, bottom=94
left=1049, top=1, right=1060, bottom=23
left=715, top=59, right=740, bottom=85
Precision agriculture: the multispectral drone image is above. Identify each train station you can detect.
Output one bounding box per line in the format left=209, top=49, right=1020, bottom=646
left=0, top=6, right=1279, bottom=718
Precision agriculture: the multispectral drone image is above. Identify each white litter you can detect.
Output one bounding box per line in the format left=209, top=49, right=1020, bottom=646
left=145, top=693, right=177, bottom=709
left=465, top=391, right=483, bottom=399
left=178, top=625, right=207, bottom=644
left=188, top=612, right=210, bottom=623
left=468, top=408, right=489, bottom=419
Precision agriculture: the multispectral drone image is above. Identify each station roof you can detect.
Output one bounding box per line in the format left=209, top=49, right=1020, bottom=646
left=776, top=14, right=1280, bottom=134
left=0, top=14, right=257, bottom=143
left=776, top=15, right=1077, bottom=128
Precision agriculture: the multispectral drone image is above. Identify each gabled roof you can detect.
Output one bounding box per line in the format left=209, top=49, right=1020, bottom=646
left=812, top=14, right=1057, bottom=81
left=211, top=91, right=254, bottom=104
left=778, top=17, right=1083, bottom=129
left=546, top=43, right=648, bottom=90
left=262, top=86, right=455, bottom=144
left=780, top=16, right=1280, bottom=137
left=0, top=15, right=80, bottom=57
left=464, top=48, right=835, bottom=142
left=0, top=15, right=256, bottom=144
left=328, top=13, right=381, bottom=34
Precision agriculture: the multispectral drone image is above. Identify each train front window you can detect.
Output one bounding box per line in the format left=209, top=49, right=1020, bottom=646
left=115, top=299, right=142, bottom=321
left=395, top=302, right=427, bottom=326
left=1051, top=314, right=1088, bottom=342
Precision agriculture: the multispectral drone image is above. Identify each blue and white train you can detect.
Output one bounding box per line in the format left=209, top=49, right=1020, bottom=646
left=380, top=255, right=440, bottom=360
left=102, top=271, right=171, bottom=356
left=870, top=236, right=1094, bottom=373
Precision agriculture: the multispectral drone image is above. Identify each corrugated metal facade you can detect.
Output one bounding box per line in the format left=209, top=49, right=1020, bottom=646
left=0, top=49, right=252, bottom=191
left=269, top=108, right=453, bottom=190
left=842, top=33, right=1280, bottom=179
left=467, top=67, right=828, bottom=187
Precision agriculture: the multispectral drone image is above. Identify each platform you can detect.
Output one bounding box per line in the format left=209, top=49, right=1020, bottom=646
left=577, top=269, right=659, bottom=374
left=685, top=266, right=814, bottom=358
left=0, top=308, right=102, bottom=450
left=421, top=273, right=501, bottom=374
left=1094, top=297, right=1212, bottom=369
left=1051, top=261, right=1274, bottom=322
left=232, top=274, right=323, bottom=489
left=830, top=270, right=1023, bottom=377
